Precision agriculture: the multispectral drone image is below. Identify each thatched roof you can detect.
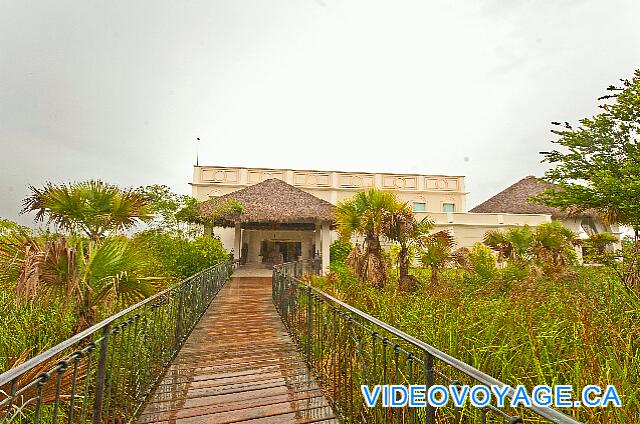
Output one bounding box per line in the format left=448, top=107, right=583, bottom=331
left=197, top=178, right=335, bottom=227
left=470, top=176, right=568, bottom=218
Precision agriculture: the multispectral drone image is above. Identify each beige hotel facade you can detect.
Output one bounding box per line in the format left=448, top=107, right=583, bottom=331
left=191, top=165, right=559, bottom=266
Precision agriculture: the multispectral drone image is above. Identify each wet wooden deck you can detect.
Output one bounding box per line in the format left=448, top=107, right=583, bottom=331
left=137, top=276, right=338, bottom=424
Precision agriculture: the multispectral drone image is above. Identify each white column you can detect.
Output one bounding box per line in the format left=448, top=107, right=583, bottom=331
left=234, top=223, right=241, bottom=260
left=314, top=223, right=322, bottom=257
left=321, top=223, right=331, bottom=274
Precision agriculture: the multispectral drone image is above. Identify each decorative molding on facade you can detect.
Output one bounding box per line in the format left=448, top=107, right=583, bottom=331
left=194, top=166, right=466, bottom=193
left=425, top=177, right=460, bottom=191
left=381, top=175, right=418, bottom=190
left=247, top=169, right=286, bottom=184
left=292, top=171, right=332, bottom=188
left=337, top=173, right=376, bottom=189
left=200, top=167, right=240, bottom=184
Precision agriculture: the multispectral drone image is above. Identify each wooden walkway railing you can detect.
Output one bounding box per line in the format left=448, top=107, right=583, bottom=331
left=137, top=275, right=337, bottom=424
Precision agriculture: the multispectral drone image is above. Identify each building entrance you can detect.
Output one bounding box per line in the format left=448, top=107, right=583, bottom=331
left=260, top=240, right=302, bottom=264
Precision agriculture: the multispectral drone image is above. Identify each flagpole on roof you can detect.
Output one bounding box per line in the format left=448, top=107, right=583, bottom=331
left=196, top=137, right=200, bottom=166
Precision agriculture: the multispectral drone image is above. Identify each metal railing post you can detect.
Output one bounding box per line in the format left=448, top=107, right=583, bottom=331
left=175, top=288, right=185, bottom=345
left=306, top=285, right=313, bottom=364
left=92, top=323, right=111, bottom=423
left=424, top=350, right=435, bottom=424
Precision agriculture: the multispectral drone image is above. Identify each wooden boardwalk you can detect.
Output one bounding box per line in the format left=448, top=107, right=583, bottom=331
left=137, top=276, right=338, bottom=424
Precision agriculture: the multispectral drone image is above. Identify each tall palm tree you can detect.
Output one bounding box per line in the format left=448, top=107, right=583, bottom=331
left=22, top=180, right=152, bottom=240
left=335, top=188, right=398, bottom=287
left=382, top=203, right=434, bottom=291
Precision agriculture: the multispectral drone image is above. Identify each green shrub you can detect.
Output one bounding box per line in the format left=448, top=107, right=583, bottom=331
left=135, top=230, right=229, bottom=279
left=464, top=243, right=498, bottom=284
left=330, top=239, right=352, bottom=265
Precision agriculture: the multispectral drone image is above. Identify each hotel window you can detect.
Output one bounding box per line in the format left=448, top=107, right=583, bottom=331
left=442, top=203, right=455, bottom=213
left=412, top=202, right=426, bottom=212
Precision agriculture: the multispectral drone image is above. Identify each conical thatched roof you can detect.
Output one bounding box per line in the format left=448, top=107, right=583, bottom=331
left=470, top=176, right=567, bottom=218
left=197, top=179, right=335, bottom=227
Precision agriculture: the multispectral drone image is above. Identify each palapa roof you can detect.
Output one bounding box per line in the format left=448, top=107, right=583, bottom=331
left=470, top=176, right=568, bottom=218
left=197, top=178, right=335, bottom=227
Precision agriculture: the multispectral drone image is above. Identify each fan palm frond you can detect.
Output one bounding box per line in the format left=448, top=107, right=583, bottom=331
left=22, top=180, right=152, bottom=239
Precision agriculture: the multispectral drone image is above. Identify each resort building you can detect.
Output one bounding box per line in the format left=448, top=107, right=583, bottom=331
left=192, top=166, right=620, bottom=270
left=470, top=176, right=622, bottom=253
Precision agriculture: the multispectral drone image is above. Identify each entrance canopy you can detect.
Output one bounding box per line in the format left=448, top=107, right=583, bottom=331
left=196, top=178, right=335, bottom=228
left=197, top=179, right=335, bottom=271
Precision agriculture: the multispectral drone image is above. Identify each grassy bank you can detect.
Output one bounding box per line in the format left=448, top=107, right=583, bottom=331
left=318, top=262, right=640, bottom=423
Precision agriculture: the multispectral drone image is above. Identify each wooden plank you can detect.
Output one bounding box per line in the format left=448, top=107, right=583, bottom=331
left=137, top=276, right=337, bottom=424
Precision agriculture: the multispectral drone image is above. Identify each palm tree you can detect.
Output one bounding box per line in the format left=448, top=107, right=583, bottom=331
left=585, top=232, right=619, bottom=255
left=0, top=229, right=159, bottom=332
left=382, top=203, right=434, bottom=291
left=483, top=226, right=535, bottom=264
left=335, top=188, right=398, bottom=287
left=22, top=180, right=152, bottom=240
left=482, top=230, right=511, bottom=262
left=483, top=222, right=580, bottom=276
left=532, top=221, right=580, bottom=274
left=419, top=230, right=455, bottom=284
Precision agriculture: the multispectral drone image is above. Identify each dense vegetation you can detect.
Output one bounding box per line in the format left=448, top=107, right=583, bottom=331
left=0, top=183, right=228, bottom=373
left=321, top=71, right=640, bottom=423
left=322, top=240, right=639, bottom=423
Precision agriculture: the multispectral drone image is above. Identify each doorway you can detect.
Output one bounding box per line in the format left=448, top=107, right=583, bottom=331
left=260, top=240, right=302, bottom=264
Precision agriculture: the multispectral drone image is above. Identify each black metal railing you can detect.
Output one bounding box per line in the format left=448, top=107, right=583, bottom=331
left=0, top=260, right=236, bottom=424
left=273, top=260, right=581, bottom=424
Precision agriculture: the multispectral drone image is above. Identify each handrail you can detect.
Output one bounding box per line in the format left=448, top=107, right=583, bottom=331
left=0, top=271, right=199, bottom=388
left=273, top=260, right=581, bottom=424
left=0, top=259, right=237, bottom=423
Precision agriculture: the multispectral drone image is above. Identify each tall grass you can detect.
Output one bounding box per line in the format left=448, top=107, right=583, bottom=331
left=0, top=288, right=76, bottom=373
left=0, top=232, right=229, bottom=374
left=321, top=263, right=640, bottom=423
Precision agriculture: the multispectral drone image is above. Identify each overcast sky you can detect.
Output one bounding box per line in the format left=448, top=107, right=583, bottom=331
left=1, top=0, right=639, bottom=225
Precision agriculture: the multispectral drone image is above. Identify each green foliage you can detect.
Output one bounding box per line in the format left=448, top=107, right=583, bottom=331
left=175, top=196, right=204, bottom=224
left=134, top=230, right=229, bottom=279
left=22, top=180, right=152, bottom=240
left=585, top=232, right=619, bottom=254
left=335, top=188, right=398, bottom=242
left=0, top=182, right=231, bottom=374
left=483, top=222, right=578, bottom=276
left=335, top=188, right=400, bottom=286
left=418, top=230, right=455, bottom=284
left=0, top=229, right=163, bottom=331
left=483, top=226, right=534, bottom=263
left=382, top=204, right=434, bottom=290
left=464, top=243, right=499, bottom=284
left=536, top=70, right=640, bottom=231
left=0, top=218, right=24, bottom=235
left=0, top=288, right=75, bottom=373
left=532, top=221, right=579, bottom=273
left=585, top=239, right=640, bottom=292
left=322, top=263, right=640, bottom=423
left=209, top=199, right=244, bottom=222
left=329, top=239, right=352, bottom=265
left=138, top=184, right=205, bottom=231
